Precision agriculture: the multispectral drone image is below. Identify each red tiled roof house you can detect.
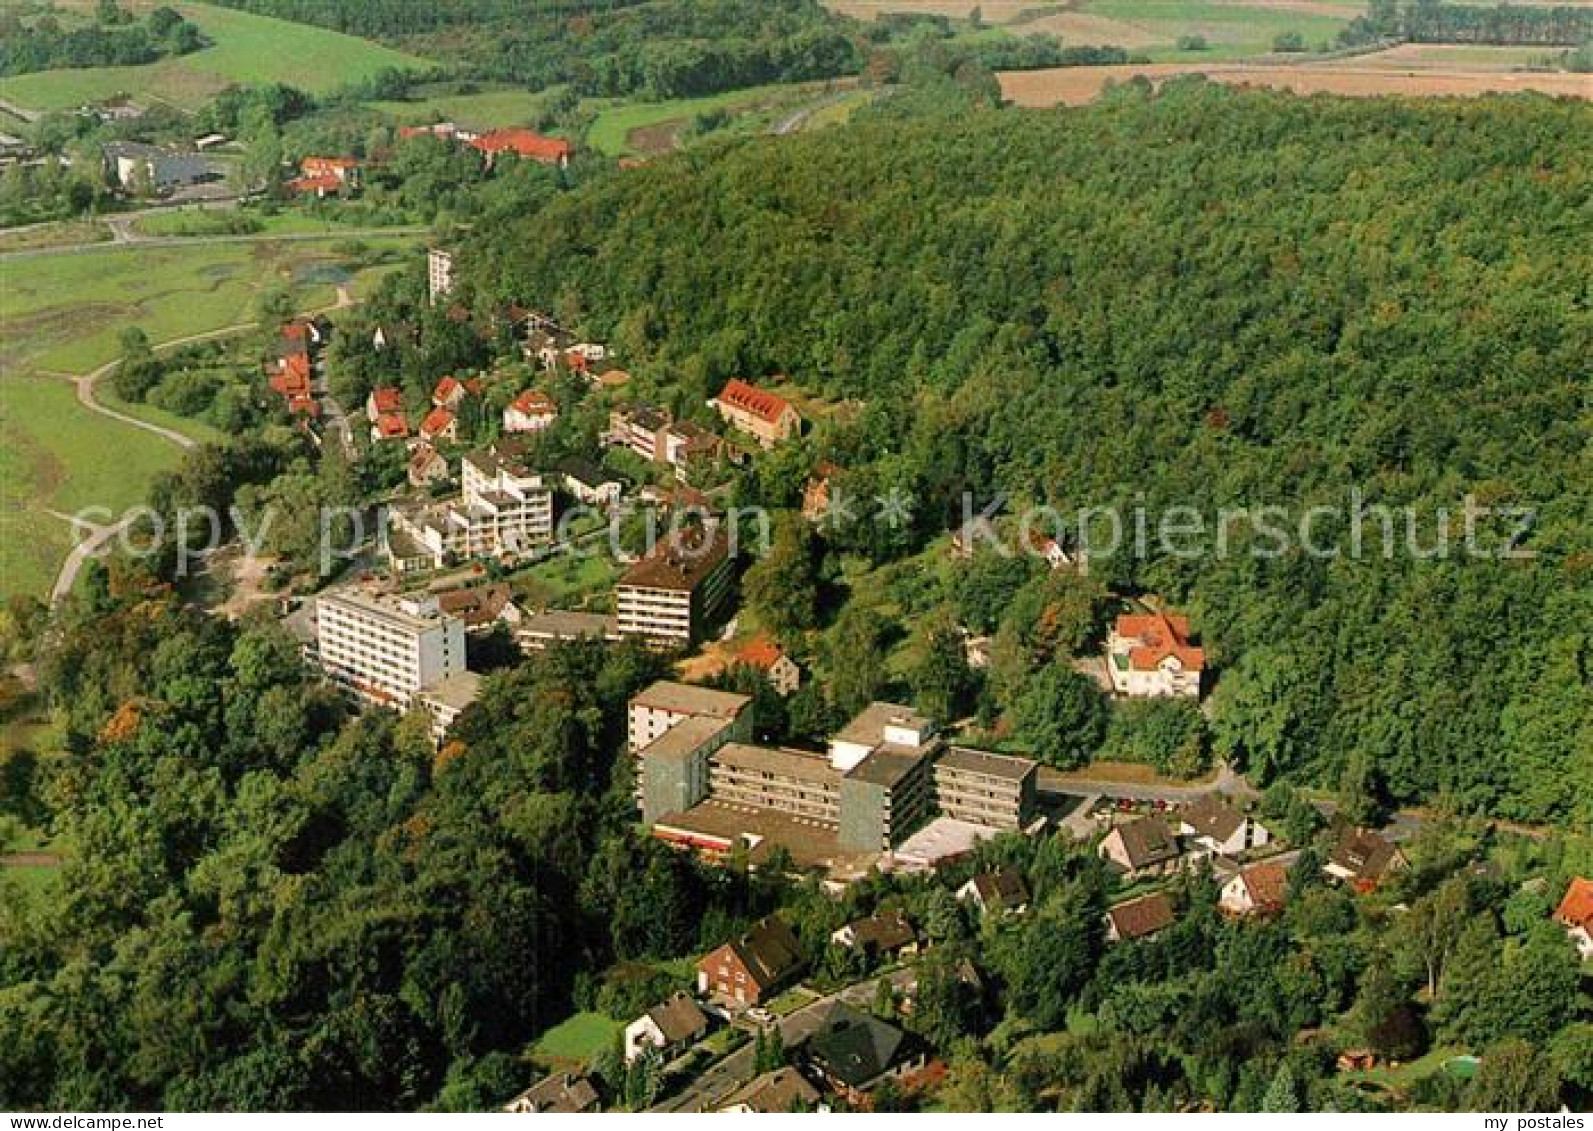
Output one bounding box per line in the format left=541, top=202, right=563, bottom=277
left=1107, top=611, right=1205, bottom=698
left=709, top=379, right=801, bottom=449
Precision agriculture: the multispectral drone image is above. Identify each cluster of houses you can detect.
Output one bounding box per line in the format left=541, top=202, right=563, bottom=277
left=397, top=122, right=573, bottom=169
left=604, top=379, right=802, bottom=487
left=284, top=154, right=361, bottom=199
left=265, top=315, right=327, bottom=423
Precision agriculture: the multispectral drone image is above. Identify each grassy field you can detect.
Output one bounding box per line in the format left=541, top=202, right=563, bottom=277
left=0, top=376, right=188, bottom=598
left=585, top=81, right=854, bottom=156
left=1, top=236, right=418, bottom=374
left=370, top=86, right=550, bottom=129
left=532, top=1011, right=622, bottom=1066
left=0, top=1, right=431, bottom=113
left=510, top=551, right=620, bottom=610
left=0, top=220, right=113, bottom=255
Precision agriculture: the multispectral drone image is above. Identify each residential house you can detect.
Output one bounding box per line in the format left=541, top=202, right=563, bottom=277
left=470, top=127, right=572, bottom=168
left=556, top=457, right=623, bottom=508
left=623, top=992, right=710, bottom=1064
left=800, top=1004, right=925, bottom=1104
left=1179, top=795, right=1271, bottom=857
left=502, top=1073, right=598, bottom=1114
left=607, top=403, right=672, bottom=462
left=1107, top=611, right=1205, bottom=698
left=1027, top=531, right=1071, bottom=569
left=1324, top=826, right=1409, bottom=891
left=503, top=388, right=558, bottom=434
left=830, top=912, right=917, bottom=959
left=366, top=387, right=408, bottom=442
left=285, top=155, right=359, bottom=198
left=697, top=916, right=804, bottom=1007
left=956, top=867, right=1030, bottom=916
left=1105, top=892, right=1177, bottom=943
left=1098, top=815, right=1182, bottom=878
left=432, top=375, right=477, bottom=411
left=802, top=461, right=842, bottom=522
left=1552, top=877, right=1593, bottom=960
left=1220, top=861, right=1290, bottom=917
left=436, top=582, right=521, bottom=633
left=709, top=378, right=801, bottom=448
left=418, top=406, right=458, bottom=444
left=719, top=1067, right=822, bottom=1114
left=407, top=443, right=449, bottom=489
left=727, top=634, right=801, bottom=696
left=662, top=419, right=723, bottom=482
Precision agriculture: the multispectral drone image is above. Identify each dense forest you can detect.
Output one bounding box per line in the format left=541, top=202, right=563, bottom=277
left=0, top=3, right=203, bottom=77
left=454, top=84, right=1592, bottom=827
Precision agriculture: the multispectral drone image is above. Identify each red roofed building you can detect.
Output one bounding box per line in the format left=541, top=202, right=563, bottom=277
left=287, top=395, right=321, bottom=419
left=1107, top=610, right=1204, bottom=698
left=419, top=406, right=458, bottom=444
left=731, top=634, right=801, bottom=696
left=366, top=387, right=404, bottom=422
left=269, top=352, right=311, bottom=398
left=1554, top=877, right=1593, bottom=960
left=709, top=378, right=801, bottom=449
left=503, top=388, right=558, bottom=434
left=301, top=156, right=359, bottom=182
left=371, top=413, right=409, bottom=442
left=1219, top=861, right=1290, bottom=917
left=432, top=375, right=472, bottom=410
left=470, top=128, right=572, bottom=169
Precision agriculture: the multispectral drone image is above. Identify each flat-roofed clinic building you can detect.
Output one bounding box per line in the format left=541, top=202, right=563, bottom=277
left=638, top=715, right=745, bottom=822
left=839, top=742, right=940, bottom=852
left=615, top=526, right=734, bottom=647
left=710, top=743, right=841, bottom=824
left=828, top=703, right=933, bottom=772
left=627, top=680, right=753, bottom=753
left=934, top=746, right=1039, bottom=830
left=315, top=590, right=466, bottom=710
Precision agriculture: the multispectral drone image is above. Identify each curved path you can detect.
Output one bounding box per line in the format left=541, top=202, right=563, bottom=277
left=2, top=224, right=427, bottom=262
left=46, top=284, right=355, bottom=605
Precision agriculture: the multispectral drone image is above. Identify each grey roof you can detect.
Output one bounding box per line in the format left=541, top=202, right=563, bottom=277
left=844, top=742, right=934, bottom=789
left=721, top=1067, right=821, bottom=1113
left=518, top=609, right=617, bottom=639
left=639, top=714, right=736, bottom=763
left=938, top=746, right=1037, bottom=783
left=631, top=679, right=750, bottom=719
left=804, top=1004, right=911, bottom=1089
left=716, top=742, right=839, bottom=786
left=510, top=1073, right=598, bottom=1113
left=420, top=671, right=482, bottom=711
left=833, top=702, right=928, bottom=748
left=556, top=456, right=621, bottom=489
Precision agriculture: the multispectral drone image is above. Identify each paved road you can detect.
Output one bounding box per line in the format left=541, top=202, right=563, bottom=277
left=46, top=285, right=355, bottom=605
left=1037, top=760, right=1257, bottom=804
left=650, top=968, right=918, bottom=1113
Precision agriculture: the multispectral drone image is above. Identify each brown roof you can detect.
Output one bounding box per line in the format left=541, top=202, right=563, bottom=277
left=715, top=916, right=803, bottom=993
left=645, top=991, right=709, bottom=1044
left=436, top=583, right=515, bottom=628
left=618, top=525, right=730, bottom=593
left=840, top=912, right=916, bottom=952
left=1106, top=892, right=1177, bottom=940
left=715, top=378, right=795, bottom=425
left=1115, top=611, right=1205, bottom=673
left=1328, top=827, right=1406, bottom=882
left=513, top=1073, right=598, bottom=1113
left=721, top=1067, right=820, bottom=1113
left=1181, top=794, right=1248, bottom=843
left=967, top=867, right=1029, bottom=911
left=1110, top=815, right=1181, bottom=868
left=1236, top=861, right=1290, bottom=911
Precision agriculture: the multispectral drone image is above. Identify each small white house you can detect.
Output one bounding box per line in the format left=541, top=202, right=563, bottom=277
left=623, top=992, right=710, bottom=1063
left=1179, top=795, right=1270, bottom=857
left=503, top=388, right=558, bottom=434
left=1219, top=861, right=1289, bottom=917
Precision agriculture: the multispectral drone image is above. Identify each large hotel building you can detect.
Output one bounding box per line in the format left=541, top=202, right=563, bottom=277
left=314, top=590, right=467, bottom=711
left=614, top=525, right=734, bottom=648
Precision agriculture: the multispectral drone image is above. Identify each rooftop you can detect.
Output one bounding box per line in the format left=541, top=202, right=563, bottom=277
left=631, top=679, right=750, bottom=719
left=716, top=743, right=840, bottom=787
left=1106, top=892, right=1177, bottom=940
left=714, top=378, right=795, bottom=425
left=833, top=702, right=929, bottom=749
left=639, top=714, right=737, bottom=763
left=937, top=746, right=1038, bottom=783
left=618, top=525, right=730, bottom=592
left=844, top=742, right=935, bottom=789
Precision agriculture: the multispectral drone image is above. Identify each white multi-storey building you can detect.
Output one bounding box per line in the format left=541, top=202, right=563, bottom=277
left=614, top=525, right=733, bottom=647
left=387, top=444, right=554, bottom=572
left=315, top=590, right=466, bottom=710
left=428, top=248, right=455, bottom=305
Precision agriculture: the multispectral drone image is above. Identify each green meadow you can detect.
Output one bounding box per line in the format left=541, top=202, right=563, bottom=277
left=0, top=1, right=431, bottom=113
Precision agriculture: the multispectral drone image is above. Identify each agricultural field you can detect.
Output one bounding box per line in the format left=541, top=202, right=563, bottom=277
left=828, top=0, right=1358, bottom=58
left=998, top=56, right=1593, bottom=104
left=0, top=1, right=431, bottom=114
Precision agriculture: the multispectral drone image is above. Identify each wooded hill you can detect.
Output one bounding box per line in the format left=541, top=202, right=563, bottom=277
left=462, top=83, right=1592, bottom=826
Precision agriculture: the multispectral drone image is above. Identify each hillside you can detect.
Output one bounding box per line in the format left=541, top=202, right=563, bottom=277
left=465, top=83, right=1593, bottom=824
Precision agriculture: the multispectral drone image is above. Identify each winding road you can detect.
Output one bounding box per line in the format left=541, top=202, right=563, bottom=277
left=45, top=284, right=356, bottom=605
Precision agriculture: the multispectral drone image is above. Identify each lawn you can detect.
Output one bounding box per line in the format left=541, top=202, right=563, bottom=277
left=532, top=1011, right=622, bottom=1066
left=510, top=550, right=620, bottom=610
left=0, top=220, right=113, bottom=255
left=1083, top=0, right=1351, bottom=60
left=0, top=1, right=432, bottom=113
left=585, top=81, right=851, bottom=157
left=0, top=376, right=187, bottom=599
left=95, top=381, right=229, bottom=446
